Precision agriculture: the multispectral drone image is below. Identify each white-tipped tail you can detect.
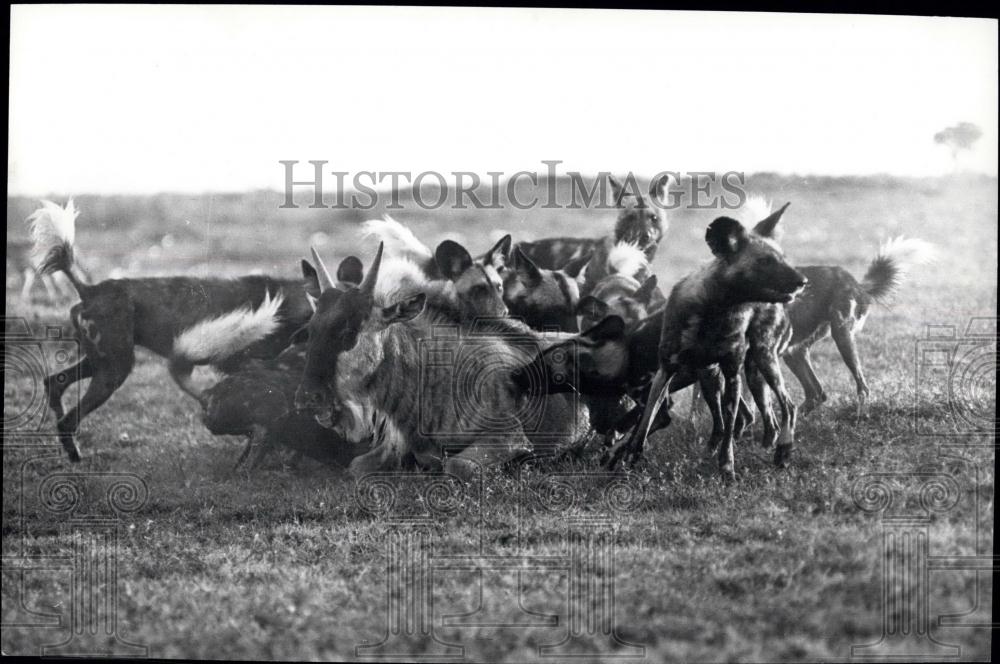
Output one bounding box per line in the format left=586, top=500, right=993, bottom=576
left=737, top=193, right=773, bottom=224
left=862, top=236, right=936, bottom=302
left=877, top=236, right=936, bottom=269
left=360, top=215, right=433, bottom=261
left=173, top=290, right=285, bottom=364
left=373, top=257, right=431, bottom=306
left=607, top=241, right=650, bottom=280
left=27, top=199, right=80, bottom=278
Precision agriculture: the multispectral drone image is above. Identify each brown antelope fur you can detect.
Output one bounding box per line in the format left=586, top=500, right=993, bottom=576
left=606, top=204, right=807, bottom=479
left=27, top=200, right=320, bottom=461
left=294, top=243, right=588, bottom=480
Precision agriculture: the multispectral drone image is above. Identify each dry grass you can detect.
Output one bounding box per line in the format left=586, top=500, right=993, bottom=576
left=3, top=174, right=995, bottom=660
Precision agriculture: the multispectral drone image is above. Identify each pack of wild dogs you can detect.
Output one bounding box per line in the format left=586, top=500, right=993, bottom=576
left=26, top=176, right=934, bottom=481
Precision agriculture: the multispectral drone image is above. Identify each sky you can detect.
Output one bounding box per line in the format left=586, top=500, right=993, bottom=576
left=8, top=6, right=998, bottom=196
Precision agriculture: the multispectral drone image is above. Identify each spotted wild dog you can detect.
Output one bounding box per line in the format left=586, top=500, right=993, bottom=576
left=515, top=174, right=671, bottom=293
left=576, top=239, right=666, bottom=330
left=199, top=256, right=368, bottom=471
left=785, top=236, right=935, bottom=416
left=363, top=215, right=589, bottom=332
left=294, top=243, right=589, bottom=479
left=28, top=199, right=321, bottom=461
left=604, top=205, right=807, bottom=479
left=503, top=246, right=592, bottom=332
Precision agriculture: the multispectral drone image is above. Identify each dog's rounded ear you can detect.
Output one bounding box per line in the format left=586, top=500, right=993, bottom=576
left=337, top=256, right=364, bottom=286
left=301, top=259, right=321, bottom=297
left=634, top=275, right=658, bottom=305
left=435, top=240, right=474, bottom=281
left=706, top=217, right=748, bottom=257
left=581, top=314, right=626, bottom=342
left=752, top=202, right=790, bottom=239
left=484, top=234, right=513, bottom=269
left=577, top=295, right=608, bottom=321
left=513, top=246, right=543, bottom=287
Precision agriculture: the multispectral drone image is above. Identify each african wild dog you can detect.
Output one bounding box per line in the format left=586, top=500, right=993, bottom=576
left=503, top=246, right=592, bottom=332
left=515, top=173, right=670, bottom=292
left=199, top=256, right=367, bottom=471
left=605, top=205, right=807, bottom=479
left=361, top=215, right=510, bottom=320
left=784, top=237, right=934, bottom=415
left=363, top=215, right=589, bottom=332
left=576, top=240, right=665, bottom=330
left=28, top=199, right=320, bottom=461
left=294, top=243, right=588, bottom=479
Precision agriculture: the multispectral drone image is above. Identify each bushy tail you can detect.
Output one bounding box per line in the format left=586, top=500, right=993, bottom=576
left=607, top=240, right=650, bottom=280
left=173, top=291, right=286, bottom=365
left=360, top=215, right=433, bottom=262
left=27, top=199, right=87, bottom=293
left=861, top=237, right=936, bottom=302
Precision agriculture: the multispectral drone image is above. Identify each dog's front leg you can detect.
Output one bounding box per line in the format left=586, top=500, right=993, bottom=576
left=717, top=357, right=743, bottom=481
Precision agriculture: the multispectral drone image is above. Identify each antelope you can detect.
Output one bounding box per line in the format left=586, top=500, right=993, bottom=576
left=294, top=243, right=588, bottom=479
left=28, top=199, right=320, bottom=461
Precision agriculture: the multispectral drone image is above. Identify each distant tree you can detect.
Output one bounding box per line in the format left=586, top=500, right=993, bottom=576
left=934, top=122, right=983, bottom=167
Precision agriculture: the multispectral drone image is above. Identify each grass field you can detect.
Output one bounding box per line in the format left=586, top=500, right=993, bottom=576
left=3, top=174, right=995, bottom=660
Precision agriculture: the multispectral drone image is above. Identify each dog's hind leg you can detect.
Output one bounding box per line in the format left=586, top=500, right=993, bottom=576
left=55, top=292, right=136, bottom=461
left=697, top=367, right=725, bottom=456
left=45, top=356, right=93, bottom=421
left=20, top=269, right=35, bottom=300
left=830, top=322, right=869, bottom=418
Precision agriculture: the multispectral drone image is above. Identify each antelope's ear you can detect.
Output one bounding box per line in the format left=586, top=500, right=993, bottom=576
left=581, top=315, right=626, bottom=342
left=560, top=252, right=592, bottom=280
left=634, top=275, right=658, bottom=305
left=577, top=295, right=608, bottom=321
left=381, top=293, right=426, bottom=325
left=435, top=240, right=474, bottom=281
left=705, top=217, right=748, bottom=257
left=337, top=256, right=364, bottom=286
left=752, top=202, right=790, bottom=239
left=513, top=246, right=543, bottom=287
left=484, top=234, right=513, bottom=269
left=301, top=259, right=320, bottom=297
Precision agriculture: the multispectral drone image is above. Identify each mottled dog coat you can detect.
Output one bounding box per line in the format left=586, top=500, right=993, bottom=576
left=784, top=237, right=934, bottom=414
left=28, top=200, right=319, bottom=461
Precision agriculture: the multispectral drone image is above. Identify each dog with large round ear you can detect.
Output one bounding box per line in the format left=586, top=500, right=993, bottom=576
left=705, top=217, right=749, bottom=258
left=336, top=256, right=364, bottom=286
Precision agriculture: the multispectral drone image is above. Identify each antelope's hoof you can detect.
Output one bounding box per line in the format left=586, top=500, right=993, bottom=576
left=773, top=444, right=793, bottom=468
